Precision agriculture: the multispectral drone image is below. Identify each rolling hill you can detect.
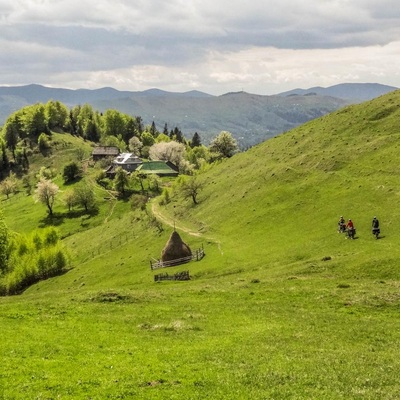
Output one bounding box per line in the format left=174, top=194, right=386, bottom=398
left=1, top=89, right=400, bottom=398
left=1, top=83, right=396, bottom=147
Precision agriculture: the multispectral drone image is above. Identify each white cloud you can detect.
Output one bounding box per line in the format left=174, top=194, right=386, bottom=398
left=0, top=0, right=399, bottom=93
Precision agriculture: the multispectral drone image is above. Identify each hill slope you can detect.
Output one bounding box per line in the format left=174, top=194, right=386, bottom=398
left=2, top=90, right=400, bottom=398
left=163, top=89, right=400, bottom=276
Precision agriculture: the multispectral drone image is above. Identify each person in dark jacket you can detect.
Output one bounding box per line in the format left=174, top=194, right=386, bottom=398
left=372, top=216, right=380, bottom=237
left=338, top=216, right=346, bottom=233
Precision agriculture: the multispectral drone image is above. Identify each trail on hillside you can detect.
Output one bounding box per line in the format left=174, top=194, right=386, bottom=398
left=85, top=171, right=118, bottom=224
left=151, top=202, right=224, bottom=254
left=151, top=203, right=202, bottom=237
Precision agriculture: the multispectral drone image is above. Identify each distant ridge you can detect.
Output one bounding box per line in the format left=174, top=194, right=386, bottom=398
left=278, top=82, right=398, bottom=101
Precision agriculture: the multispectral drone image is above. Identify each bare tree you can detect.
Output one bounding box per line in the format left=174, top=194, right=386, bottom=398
left=180, top=176, right=204, bottom=205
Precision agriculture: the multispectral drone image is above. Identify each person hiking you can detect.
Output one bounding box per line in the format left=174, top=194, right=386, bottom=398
left=346, top=219, right=355, bottom=239
left=338, top=216, right=346, bottom=233
left=372, top=216, right=380, bottom=239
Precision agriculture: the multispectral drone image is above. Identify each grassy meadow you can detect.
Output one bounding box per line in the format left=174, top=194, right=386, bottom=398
left=2, top=91, right=400, bottom=399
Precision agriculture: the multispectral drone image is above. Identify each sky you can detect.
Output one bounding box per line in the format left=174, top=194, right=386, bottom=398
left=1, top=0, right=400, bottom=95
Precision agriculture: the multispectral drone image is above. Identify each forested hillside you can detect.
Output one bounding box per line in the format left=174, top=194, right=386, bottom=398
left=0, top=84, right=351, bottom=147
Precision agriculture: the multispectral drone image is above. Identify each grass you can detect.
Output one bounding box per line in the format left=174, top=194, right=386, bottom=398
left=2, top=91, right=400, bottom=398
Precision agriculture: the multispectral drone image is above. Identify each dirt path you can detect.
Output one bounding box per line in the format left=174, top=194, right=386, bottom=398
left=151, top=202, right=224, bottom=254
left=151, top=202, right=202, bottom=237
left=85, top=173, right=118, bottom=224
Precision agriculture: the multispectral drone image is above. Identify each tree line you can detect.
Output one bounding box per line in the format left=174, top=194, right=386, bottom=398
left=0, top=100, right=239, bottom=179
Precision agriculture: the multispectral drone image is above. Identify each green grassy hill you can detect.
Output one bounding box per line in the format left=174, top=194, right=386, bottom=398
left=2, top=91, right=400, bottom=399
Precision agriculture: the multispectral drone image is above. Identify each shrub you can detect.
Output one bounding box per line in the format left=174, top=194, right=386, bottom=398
left=62, top=161, right=81, bottom=183
left=131, top=194, right=148, bottom=211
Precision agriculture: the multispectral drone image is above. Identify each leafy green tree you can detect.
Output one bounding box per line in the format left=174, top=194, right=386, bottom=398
left=37, top=166, right=56, bottom=180
left=0, top=209, right=9, bottom=273
left=45, top=100, right=69, bottom=130
left=21, top=104, right=48, bottom=138
left=62, top=162, right=81, bottom=183
left=147, top=174, right=162, bottom=193
left=114, top=167, right=129, bottom=195
left=136, top=116, right=144, bottom=136
left=34, top=178, right=59, bottom=216
left=3, top=118, right=20, bottom=159
left=63, top=190, right=77, bottom=212
left=74, top=184, right=96, bottom=212
left=155, top=133, right=170, bottom=143
left=131, top=171, right=147, bottom=193
left=128, top=136, right=143, bottom=155
left=187, top=145, right=210, bottom=169
left=22, top=175, right=32, bottom=195
left=0, top=138, right=9, bottom=176
left=209, top=131, right=238, bottom=159
left=73, top=104, right=101, bottom=140
left=141, top=132, right=155, bottom=147
left=103, top=109, right=126, bottom=137
left=84, top=119, right=100, bottom=142
left=124, top=117, right=139, bottom=143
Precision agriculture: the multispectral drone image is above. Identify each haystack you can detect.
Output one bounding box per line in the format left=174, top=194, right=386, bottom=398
left=161, top=231, right=192, bottom=265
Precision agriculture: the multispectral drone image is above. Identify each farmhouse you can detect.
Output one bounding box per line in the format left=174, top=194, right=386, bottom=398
left=91, top=146, right=119, bottom=161
left=113, top=153, right=143, bottom=172
left=104, top=152, right=143, bottom=178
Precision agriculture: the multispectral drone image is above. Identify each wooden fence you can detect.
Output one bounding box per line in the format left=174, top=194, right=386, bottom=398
left=154, top=270, right=190, bottom=282
left=150, top=246, right=205, bottom=270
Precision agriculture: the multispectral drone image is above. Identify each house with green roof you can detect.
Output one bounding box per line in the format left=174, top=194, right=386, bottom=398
left=136, top=161, right=179, bottom=177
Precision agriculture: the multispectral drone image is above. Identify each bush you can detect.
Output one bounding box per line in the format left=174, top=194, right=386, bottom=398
left=0, top=228, right=69, bottom=295
left=159, top=188, right=171, bottom=205
left=62, top=161, right=81, bottom=183
left=131, top=194, right=148, bottom=211
left=38, top=133, right=50, bottom=151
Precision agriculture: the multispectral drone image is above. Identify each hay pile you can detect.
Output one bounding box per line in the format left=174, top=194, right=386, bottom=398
left=161, top=231, right=192, bottom=265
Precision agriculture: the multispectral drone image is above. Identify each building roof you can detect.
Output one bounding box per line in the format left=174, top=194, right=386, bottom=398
left=136, top=161, right=179, bottom=176
left=114, top=153, right=142, bottom=165
left=92, top=146, right=119, bottom=156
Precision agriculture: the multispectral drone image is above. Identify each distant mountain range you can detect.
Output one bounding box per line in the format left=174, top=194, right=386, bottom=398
left=278, top=83, right=398, bottom=101
left=0, top=83, right=397, bottom=147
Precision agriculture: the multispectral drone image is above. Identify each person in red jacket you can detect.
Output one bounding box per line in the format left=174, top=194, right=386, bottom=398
left=346, top=219, right=355, bottom=239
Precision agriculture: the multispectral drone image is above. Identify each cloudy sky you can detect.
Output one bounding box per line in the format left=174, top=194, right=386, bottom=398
left=1, top=0, right=400, bottom=95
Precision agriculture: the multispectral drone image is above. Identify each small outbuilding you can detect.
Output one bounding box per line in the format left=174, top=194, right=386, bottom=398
left=92, top=146, right=119, bottom=161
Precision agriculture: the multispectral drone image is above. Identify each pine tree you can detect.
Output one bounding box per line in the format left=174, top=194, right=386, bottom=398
left=191, top=132, right=201, bottom=148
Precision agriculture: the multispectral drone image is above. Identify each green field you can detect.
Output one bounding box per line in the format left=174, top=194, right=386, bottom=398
left=1, top=91, right=400, bottom=399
